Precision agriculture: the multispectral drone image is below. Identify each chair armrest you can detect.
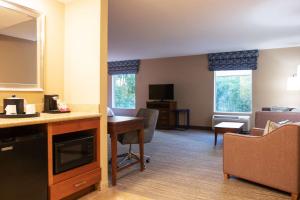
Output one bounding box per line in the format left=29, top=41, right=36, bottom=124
left=250, top=128, right=264, bottom=136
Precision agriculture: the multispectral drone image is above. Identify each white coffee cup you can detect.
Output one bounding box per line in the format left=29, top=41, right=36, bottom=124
left=5, top=105, right=17, bottom=115
left=26, top=104, right=36, bottom=114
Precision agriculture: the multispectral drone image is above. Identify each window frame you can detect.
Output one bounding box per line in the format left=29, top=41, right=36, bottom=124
left=213, top=70, right=253, bottom=114
left=111, top=74, right=136, bottom=110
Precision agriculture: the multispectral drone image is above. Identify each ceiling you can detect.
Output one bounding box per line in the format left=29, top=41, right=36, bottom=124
left=0, top=19, right=36, bottom=41
left=108, top=0, right=300, bottom=61
left=0, top=7, right=36, bottom=41
left=56, top=0, right=75, bottom=4
left=0, top=6, right=32, bottom=29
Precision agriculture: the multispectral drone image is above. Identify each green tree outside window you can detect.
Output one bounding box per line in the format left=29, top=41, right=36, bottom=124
left=112, top=74, right=136, bottom=109
left=215, top=70, right=252, bottom=113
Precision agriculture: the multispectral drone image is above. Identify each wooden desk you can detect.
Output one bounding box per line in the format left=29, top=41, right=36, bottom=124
left=107, top=116, right=145, bottom=186
left=214, top=122, right=244, bottom=145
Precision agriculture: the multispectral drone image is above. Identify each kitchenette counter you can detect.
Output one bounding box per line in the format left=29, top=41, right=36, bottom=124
left=0, top=112, right=102, bottom=200
left=0, top=112, right=101, bottom=128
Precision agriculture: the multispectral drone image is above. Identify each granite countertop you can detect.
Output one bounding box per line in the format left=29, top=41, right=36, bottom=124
left=0, top=112, right=101, bottom=128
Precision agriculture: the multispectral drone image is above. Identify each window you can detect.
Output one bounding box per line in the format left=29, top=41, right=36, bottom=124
left=215, top=70, right=252, bottom=113
left=112, top=74, right=136, bottom=109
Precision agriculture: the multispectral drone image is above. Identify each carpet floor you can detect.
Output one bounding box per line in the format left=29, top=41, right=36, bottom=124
left=82, top=129, right=290, bottom=200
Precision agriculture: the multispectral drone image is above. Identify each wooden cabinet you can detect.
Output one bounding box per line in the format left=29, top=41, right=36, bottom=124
left=48, top=118, right=101, bottom=200
left=0, top=113, right=100, bottom=200
left=50, top=168, right=101, bottom=200
left=147, top=101, right=177, bottom=129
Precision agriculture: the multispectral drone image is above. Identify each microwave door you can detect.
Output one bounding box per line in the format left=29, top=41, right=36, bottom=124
left=54, top=139, right=94, bottom=174
left=60, top=143, right=84, bottom=164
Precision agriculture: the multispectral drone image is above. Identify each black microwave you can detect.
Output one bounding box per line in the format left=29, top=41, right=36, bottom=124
left=53, top=132, right=95, bottom=174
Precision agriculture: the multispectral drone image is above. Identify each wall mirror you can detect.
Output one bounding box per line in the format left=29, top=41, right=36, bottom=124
left=0, top=0, right=44, bottom=91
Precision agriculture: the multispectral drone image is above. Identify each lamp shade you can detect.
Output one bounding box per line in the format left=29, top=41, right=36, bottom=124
left=287, top=76, right=300, bottom=91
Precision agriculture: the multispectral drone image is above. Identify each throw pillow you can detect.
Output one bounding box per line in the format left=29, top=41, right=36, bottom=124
left=263, top=120, right=280, bottom=135
left=278, top=120, right=291, bottom=125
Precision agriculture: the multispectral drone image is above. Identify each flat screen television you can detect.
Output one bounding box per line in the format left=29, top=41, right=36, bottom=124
left=149, top=84, right=174, bottom=101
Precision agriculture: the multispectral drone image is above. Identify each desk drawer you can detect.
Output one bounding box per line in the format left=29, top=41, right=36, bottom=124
left=50, top=168, right=100, bottom=200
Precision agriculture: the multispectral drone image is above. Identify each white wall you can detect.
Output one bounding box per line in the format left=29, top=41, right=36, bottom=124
left=64, top=0, right=100, bottom=108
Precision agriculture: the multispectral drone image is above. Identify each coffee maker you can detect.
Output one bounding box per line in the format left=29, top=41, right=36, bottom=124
left=3, top=95, right=25, bottom=114
left=43, top=95, right=58, bottom=113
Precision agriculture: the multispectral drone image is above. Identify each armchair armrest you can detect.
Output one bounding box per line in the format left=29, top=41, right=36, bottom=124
left=250, top=128, right=264, bottom=136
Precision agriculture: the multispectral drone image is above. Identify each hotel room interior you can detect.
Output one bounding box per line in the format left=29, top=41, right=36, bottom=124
left=0, top=0, right=299, bottom=200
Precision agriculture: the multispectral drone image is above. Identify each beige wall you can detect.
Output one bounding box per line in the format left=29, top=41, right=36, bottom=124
left=253, top=47, right=300, bottom=113
left=64, top=0, right=108, bottom=187
left=64, top=0, right=100, bottom=111
left=0, top=34, right=37, bottom=84
left=109, top=47, right=300, bottom=128
left=0, top=0, right=109, bottom=188
left=0, top=0, right=65, bottom=111
left=108, top=55, right=215, bottom=127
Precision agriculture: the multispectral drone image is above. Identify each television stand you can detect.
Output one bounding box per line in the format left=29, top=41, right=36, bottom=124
left=146, top=101, right=177, bottom=129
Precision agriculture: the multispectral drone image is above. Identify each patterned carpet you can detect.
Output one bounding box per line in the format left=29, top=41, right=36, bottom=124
left=86, top=130, right=290, bottom=200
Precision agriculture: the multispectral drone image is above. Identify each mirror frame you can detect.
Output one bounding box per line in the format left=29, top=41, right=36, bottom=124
left=0, top=0, right=45, bottom=91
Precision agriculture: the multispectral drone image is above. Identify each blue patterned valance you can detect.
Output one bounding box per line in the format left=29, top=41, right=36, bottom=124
left=208, top=50, right=259, bottom=71
left=108, top=60, right=140, bottom=75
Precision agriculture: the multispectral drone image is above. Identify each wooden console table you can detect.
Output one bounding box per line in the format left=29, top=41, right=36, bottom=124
left=147, top=101, right=176, bottom=129
left=107, top=116, right=145, bottom=186
left=174, top=109, right=190, bottom=130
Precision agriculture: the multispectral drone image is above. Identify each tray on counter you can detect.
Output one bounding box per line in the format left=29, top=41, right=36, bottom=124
left=0, top=112, right=40, bottom=118
left=43, top=110, right=71, bottom=114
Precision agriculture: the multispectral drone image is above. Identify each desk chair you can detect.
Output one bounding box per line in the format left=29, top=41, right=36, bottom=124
left=117, top=108, right=159, bottom=166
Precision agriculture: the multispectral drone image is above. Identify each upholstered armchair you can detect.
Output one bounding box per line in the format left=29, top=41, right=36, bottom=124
left=223, top=124, right=300, bottom=200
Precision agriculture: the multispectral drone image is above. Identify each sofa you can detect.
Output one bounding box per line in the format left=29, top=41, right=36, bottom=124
left=255, top=111, right=300, bottom=129
left=250, top=111, right=300, bottom=136
left=223, top=124, right=300, bottom=200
